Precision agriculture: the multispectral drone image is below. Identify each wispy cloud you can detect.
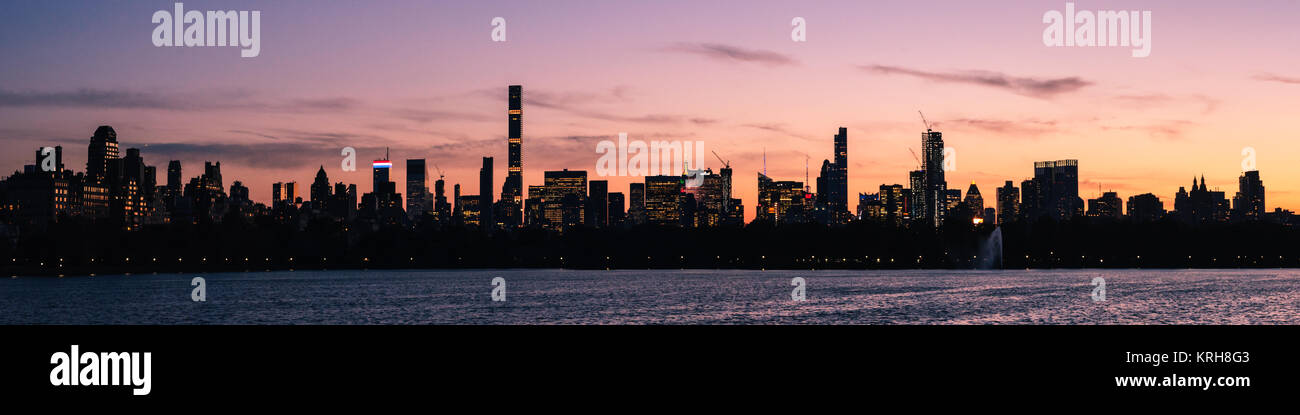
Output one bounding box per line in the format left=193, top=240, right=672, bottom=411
left=664, top=43, right=798, bottom=67
left=1112, top=93, right=1219, bottom=115
left=1252, top=73, right=1300, bottom=85
left=742, top=123, right=813, bottom=141
left=861, top=65, right=1092, bottom=98
left=932, top=118, right=1060, bottom=138
left=1100, top=120, right=1195, bottom=141
left=0, top=87, right=361, bottom=114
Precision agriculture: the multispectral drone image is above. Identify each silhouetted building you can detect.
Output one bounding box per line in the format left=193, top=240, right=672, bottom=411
left=86, top=126, right=119, bottom=181
left=480, top=157, right=493, bottom=228
left=608, top=192, right=626, bottom=227
left=1174, top=176, right=1228, bottom=223
left=815, top=127, right=849, bottom=224
left=963, top=182, right=984, bottom=218
left=996, top=181, right=1019, bottom=225
left=166, top=160, right=181, bottom=192
left=628, top=183, right=646, bottom=226
left=1127, top=193, right=1165, bottom=222
left=540, top=169, right=587, bottom=230
left=1234, top=170, right=1265, bottom=221
left=407, top=159, right=428, bottom=219
left=645, top=175, right=681, bottom=226
left=311, top=166, right=331, bottom=212
left=1027, top=159, right=1083, bottom=220
left=1087, top=191, right=1123, bottom=219
left=500, top=85, right=524, bottom=227
left=921, top=128, right=947, bottom=227
left=757, top=173, right=809, bottom=224
left=587, top=180, right=608, bottom=228
left=433, top=176, right=450, bottom=226
left=908, top=170, right=925, bottom=225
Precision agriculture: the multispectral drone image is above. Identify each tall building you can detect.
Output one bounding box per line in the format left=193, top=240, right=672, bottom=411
left=608, top=192, right=626, bottom=227
left=628, top=183, right=646, bottom=226
left=284, top=182, right=297, bottom=204
left=372, top=157, right=391, bottom=195
left=963, top=182, right=984, bottom=217
left=1174, top=176, right=1228, bottom=223
left=480, top=157, right=494, bottom=228
left=540, top=169, right=587, bottom=229
left=587, top=180, right=608, bottom=228
left=272, top=182, right=284, bottom=204
left=908, top=170, right=925, bottom=224
left=878, top=184, right=908, bottom=226
left=1127, top=193, right=1165, bottom=222
left=996, top=181, right=1020, bottom=225
left=433, top=175, right=450, bottom=225
left=757, top=173, right=809, bottom=224
left=1028, top=159, right=1083, bottom=220
left=311, top=166, right=331, bottom=210
left=500, top=85, right=524, bottom=227
left=166, top=160, right=182, bottom=192
left=1234, top=170, right=1265, bottom=221
left=645, top=176, right=682, bottom=226
left=1087, top=191, right=1123, bottom=219
left=406, top=159, right=428, bottom=219
left=828, top=127, right=849, bottom=223
left=86, top=126, right=119, bottom=181
left=921, top=128, right=946, bottom=227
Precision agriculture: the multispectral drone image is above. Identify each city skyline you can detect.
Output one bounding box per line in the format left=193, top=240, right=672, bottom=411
left=3, top=1, right=1300, bottom=222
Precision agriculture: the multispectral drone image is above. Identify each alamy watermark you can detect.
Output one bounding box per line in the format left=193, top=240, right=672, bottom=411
left=596, top=133, right=709, bottom=187
left=152, top=2, right=261, bottom=58
left=1043, top=2, right=1151, bottom=58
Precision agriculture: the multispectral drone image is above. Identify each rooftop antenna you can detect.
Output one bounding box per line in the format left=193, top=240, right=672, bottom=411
left=763, top=148, right=767, bottom=176
left=804, top=154, right=810, bottom=193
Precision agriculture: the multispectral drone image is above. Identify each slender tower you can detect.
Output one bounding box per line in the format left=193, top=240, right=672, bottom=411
left=500, top=85, right=524, bottom=227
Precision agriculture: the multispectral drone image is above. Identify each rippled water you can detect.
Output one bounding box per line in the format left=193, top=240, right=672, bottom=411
left=2, top=269, right=1299, bottom=324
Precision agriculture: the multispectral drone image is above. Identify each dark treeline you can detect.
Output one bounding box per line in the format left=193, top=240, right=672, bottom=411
left=5, top=215, right=1300, bottom=276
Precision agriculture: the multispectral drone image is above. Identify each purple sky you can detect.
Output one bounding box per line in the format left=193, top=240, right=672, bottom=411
left=3, top=0, right=1299, bottom=220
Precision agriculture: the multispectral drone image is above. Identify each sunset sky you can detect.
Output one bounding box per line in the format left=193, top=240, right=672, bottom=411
left=3, top=0, right=1298, bottom=221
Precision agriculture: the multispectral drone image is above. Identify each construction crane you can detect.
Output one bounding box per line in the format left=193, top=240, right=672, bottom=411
left=711, top=150, right=730, bottom=169
left=908, top=148, right=922, bottom=170
left=918, top=110, right=932, bottom=131
left=434, top=163, right=445, bottom=180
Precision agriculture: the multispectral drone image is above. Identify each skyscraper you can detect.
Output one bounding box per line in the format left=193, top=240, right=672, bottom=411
left=996, top=181, right=1020, bottom=225
left=629, top=182, right=646, bottom=226
left=541, top=169, right=586, bottom=229
left=407, top=159, right=428, bottom=218
left=830, top=127, right=848, bottom=223
left=963, top=182, right=984, bottom=217
left=921, top=128, right=947, bottom=227
left=434, top=175, right=450, bottom=225
left=1029, top=159, right=1083, bottom=220
left=908, top=170, right=925, bottom=224
left=166, top=160, right=182, bottom=192
left=757, top=172, right=808, bottom=224
left=608, top=192, right=626, bottom=227
left=500, top=85, right=524, bottom=227
left=311, top=166, right=331, bottom=210
left=86, top=126, right=119, bottom=181
left=587, top=180, right=609, bottom=228
left=1234, top=170, right=1265, bottom=220
left=645, top=176, right=682, bottom=226
left=480, top=157, right=494, bottom=228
